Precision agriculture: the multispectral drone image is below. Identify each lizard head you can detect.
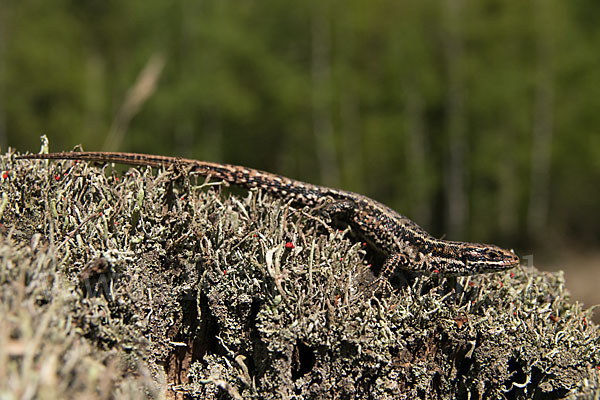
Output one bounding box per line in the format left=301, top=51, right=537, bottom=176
left=461, top=243, right=520, bottom=274
left=400, top=241, right=519, bottom=276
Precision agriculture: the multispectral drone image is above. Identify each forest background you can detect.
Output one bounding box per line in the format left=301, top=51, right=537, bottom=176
left=1, top=0, right=599, bottom=314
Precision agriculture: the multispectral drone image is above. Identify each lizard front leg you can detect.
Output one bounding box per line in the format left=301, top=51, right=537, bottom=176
left=321, top=198, right=358, bottom=219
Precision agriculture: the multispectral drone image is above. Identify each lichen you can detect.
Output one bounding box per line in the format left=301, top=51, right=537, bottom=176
left=1, top=149, right=598, bottom=399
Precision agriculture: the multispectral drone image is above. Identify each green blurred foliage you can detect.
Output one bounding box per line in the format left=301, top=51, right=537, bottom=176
left=1, top=0, right=599, bottom=250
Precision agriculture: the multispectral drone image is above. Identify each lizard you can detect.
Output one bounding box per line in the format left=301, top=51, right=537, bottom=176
left=17, top=151, right=520, bottom=279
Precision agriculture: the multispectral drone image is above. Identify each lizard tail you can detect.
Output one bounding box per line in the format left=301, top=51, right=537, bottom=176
left=17, top=151, right=331, bottom=205
left=17, top=151, right=178, bottom=169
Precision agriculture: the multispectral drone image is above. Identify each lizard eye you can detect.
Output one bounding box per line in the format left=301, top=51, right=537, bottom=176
left=490, top=249, right=503, bottom=258
left=463, top=247, right=494, bottom=266
left=464, top=248, right=483, bottom=262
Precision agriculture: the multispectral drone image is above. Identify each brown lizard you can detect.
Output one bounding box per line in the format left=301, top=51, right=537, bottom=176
left=17, top=151, right=519, bottom=279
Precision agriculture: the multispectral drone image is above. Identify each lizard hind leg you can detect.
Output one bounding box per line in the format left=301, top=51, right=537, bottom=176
left=371, top=252, right=411, bottom=295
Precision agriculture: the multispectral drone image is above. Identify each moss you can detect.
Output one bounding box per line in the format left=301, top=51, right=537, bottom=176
left=1, top=149, right=598, bottom=399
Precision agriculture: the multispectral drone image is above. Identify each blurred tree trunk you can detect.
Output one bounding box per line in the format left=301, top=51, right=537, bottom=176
left=442, top=0, right=468, bottom=239
left=311, top=4, right=339, bottom=187
left=174, top=0, right=199, bottom=159
left=337, top=15, right=364, bottom=194
left=404, top=78, right=432, bottom=228
left=528, top=0, right=555, bottom=242
left=340, top=77, right=364, bottom=193
left=83, top=52, right=107, bottom=145
left=0, top=5, right=6, bottom=150
left=498, top=153, right=519, bottom=240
